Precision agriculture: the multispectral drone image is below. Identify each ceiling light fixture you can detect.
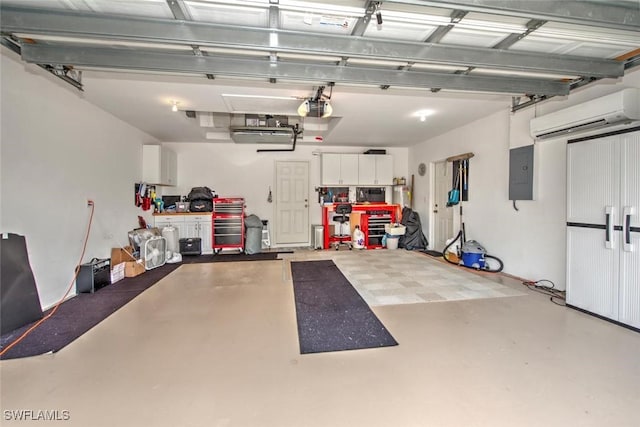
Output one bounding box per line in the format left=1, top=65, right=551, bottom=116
left=171, top=100, right=179, bottom=112
left=414, top=109, right=435, bottom=121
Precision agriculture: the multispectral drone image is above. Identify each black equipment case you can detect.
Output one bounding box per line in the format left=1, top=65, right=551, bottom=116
left=179, top=238, right=202, bottom=256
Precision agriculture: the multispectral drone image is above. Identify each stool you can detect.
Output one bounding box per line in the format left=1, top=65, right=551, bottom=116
left=261, top=220, right=271, bottom=249
left=332, top=203, right=352, bottom=250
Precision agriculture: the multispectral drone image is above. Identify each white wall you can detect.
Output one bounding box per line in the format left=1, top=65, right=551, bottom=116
left=1, top=50, right=158, bottom=309
left=409, top=68, right=640, bottom=289
left=164, top=142, right=408, bottom=243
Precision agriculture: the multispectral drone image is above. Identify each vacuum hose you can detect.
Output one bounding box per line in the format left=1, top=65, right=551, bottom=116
left=442, top=230, right=463, bottom=266
left=442, top=231, right=504, bottom=273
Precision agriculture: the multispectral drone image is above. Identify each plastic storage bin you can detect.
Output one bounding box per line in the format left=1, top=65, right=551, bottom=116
left=384, top=224, right=406, bottom=236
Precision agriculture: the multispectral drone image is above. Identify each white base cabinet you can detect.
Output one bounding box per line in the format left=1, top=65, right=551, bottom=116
left=184, top=215, right=213, bottom=255
left=153, top=215, right=186, bottom=242
left=153, top=214, right=213, bottom=254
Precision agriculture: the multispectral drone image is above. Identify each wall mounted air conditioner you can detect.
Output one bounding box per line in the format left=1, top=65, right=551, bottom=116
left=530, top=88, right=640, bottom=140
left=229, top=126, right=294, bottom=144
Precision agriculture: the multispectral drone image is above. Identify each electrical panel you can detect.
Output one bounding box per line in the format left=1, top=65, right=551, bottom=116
left=509, top=145, right=534, bottom=200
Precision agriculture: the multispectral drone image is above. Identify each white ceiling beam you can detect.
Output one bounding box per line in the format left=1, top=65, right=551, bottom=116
left=166, top=0, right=191, bottom=21
left=381, top=0, right=640, bottom=32
left=19, top=43, right=570, bottom=95
left=0, top=5, right=623, bottom=79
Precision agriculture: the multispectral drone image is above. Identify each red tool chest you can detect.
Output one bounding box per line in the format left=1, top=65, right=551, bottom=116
left=212, top=197, right=245, bottom=253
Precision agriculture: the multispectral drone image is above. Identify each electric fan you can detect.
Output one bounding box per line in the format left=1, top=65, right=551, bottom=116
left=143, top=236, right=167, bottom=270
left=128, top=228, right=161, bottom=257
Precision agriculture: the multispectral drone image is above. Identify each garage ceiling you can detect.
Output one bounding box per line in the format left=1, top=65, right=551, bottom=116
left=1, top=0, right=639, bottom=146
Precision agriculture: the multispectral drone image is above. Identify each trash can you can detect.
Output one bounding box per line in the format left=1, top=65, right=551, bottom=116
left=384, top=223, right=405, bottom=250
left=244, top=214, right=263, bottom=254
left=312, top=224, right=324, bottom=249
left=386, top=234, right=400, bottom=250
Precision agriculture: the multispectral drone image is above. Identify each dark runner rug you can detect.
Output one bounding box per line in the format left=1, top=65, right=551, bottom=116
left=0, top=263, right=181, bottom=360
left=290, top=260, right=398, bottom=354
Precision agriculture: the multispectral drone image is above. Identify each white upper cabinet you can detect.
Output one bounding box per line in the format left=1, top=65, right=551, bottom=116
left=358, top=154, right=393, bottom=185
left=143, top=145, right=177, bottom=186
left=321, top=153, right=359, bottom=185
left=357, top=155, right=376, bottom=185
left=322, top=153, right=393, bottom=186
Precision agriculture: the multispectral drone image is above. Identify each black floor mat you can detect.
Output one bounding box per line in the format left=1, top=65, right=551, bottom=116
left=182, top=252, right=289, bottom=263
left=290, top=260, right=398, bottom=354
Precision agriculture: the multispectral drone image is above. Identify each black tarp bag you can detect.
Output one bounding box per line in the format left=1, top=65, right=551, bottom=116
left=398, top=207, right=429, bottom=250
left=187, top=186, right=215, bottom=201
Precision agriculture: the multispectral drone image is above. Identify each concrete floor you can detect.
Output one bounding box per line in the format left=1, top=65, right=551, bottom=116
left=1, top=254, right=639, bottom=427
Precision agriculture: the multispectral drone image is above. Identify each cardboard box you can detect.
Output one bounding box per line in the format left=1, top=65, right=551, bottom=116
left=350, top=212, right=362, bottom=235
left=111, top=246, right=145, bottom=278
left=110, top=262, right=125, bottom=284
left=111, top=246, right=136, bottom=269
left=124, top=260, right=145, bottom=277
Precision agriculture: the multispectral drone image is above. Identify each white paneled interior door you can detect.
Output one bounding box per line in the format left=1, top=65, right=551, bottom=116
left=275, top=161, right=309, bottom=245
left=433, top=161, right=453, bottom=252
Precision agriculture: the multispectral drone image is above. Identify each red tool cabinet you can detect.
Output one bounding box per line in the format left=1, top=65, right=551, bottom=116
left=212, top=197, right=245, bottom=253
left=322, top=203, right=399, bottom=249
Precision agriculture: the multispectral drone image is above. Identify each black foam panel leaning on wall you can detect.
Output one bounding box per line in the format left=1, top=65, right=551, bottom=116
left=1, top=233, right=43, bottom=335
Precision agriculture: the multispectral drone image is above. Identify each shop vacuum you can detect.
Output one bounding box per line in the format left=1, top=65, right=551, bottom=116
left=443, top=156, right=503, bottom=272
left=443, top=224, right=504, bottom=273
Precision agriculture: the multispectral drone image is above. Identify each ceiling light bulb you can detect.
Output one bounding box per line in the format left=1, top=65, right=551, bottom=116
left=171, top=101, right=178, bottom=112
left=322, top=101, right=333, bottom=118
left=420, top=115, right=426, bottom=122
left=297, top=100, right=310, bottom=117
